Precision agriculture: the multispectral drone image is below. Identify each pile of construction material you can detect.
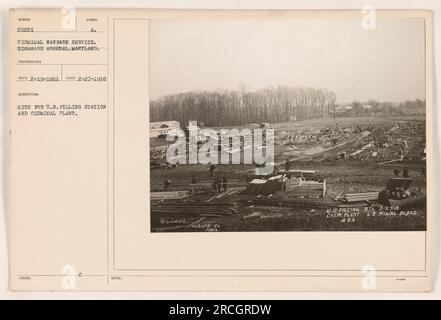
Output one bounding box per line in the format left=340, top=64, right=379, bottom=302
left=284, top=180, right=326, bottom=198
left=242, top=170, right=326, bottom=198
left=206, top=189, right=239, bottom=202
left=240, top=196, right=362, bottom=209
left=242, top=175, right=285, bottom=196
left=279, top=125, right=352, bottom=146
left=151, top=202, right=235, bottom=216
left=339, top=192, right=379, bottom=203
left=150, top=191, right=191, bottom=200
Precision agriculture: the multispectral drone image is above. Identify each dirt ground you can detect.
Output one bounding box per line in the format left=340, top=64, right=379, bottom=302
left=150, top=116, right=427, bottom=232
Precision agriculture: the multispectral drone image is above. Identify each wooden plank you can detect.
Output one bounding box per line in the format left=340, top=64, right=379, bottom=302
left=343, top=191, right=379, bottom=202
left=378, top=159, right=403, bottom=165
left=150, top=191, right=190, bottom=200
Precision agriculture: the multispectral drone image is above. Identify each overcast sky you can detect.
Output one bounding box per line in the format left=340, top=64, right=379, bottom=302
left=149, top=18, right=425, bottom=103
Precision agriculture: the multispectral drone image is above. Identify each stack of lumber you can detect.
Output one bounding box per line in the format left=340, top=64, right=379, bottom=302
left=151, top=202, right=235, bottom=216
left=153, top=182, right=246, bottom=191
left=298, top=180, right=325, bottom=189
left=284, top=189, right=323, bottom=198
left=206, top=189, right=239, bottom=202
left=341, top=192, right=379, bottom=203
left=243, top=197, right=333, bottom=209
left=239, top=195, right=369, bottom=209
left=378, top=159, right=403, bottom=165
left=150, top=191, right=190, bottom=200
left=285, top=177, right=302, bottom=190
left=285, top=179, right=326, bottom=198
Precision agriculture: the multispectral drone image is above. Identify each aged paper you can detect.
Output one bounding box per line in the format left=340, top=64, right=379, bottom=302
left=8, top=8, right=433, bottom=291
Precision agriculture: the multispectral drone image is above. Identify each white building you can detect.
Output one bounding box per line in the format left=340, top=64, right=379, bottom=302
left=149, top=121, right=180, bottom=137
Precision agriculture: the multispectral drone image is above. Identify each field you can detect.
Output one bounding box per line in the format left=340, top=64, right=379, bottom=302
left=150, top=115, right=427, bottom=232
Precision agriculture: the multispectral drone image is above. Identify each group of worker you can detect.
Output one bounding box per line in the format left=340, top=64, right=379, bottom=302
left=213, top=177, right=228, bottom=193
left=209, top=165, right=228, bottom=193
left=392, top=167, right=426, bottom=178
left=162, top=165, right=230, bottom=193
left=163, top=179, right=173, bottom=191
left=393, top=167, right=410, bottom=178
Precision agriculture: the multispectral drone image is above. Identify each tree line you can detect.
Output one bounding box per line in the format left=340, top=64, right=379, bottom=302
left=346, top=99, right=425, bottom=117
left=150, top=86, right=337, bottom=127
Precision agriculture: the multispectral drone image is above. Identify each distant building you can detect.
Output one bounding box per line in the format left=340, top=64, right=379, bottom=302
left=334, top=105, right=352, bottom=116
left=149, top=121, right=180, bottom=137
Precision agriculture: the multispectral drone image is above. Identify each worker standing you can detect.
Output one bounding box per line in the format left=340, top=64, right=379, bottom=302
left=209, top=165, right=216, bottom=181
left=403, top=167, right=410, bottom=178
left=190, top=174, right=197, bottom=194
left=222, top=176, right=228, bottom=192
left=163, top=179, right=172, bottom=191
left=285, top=158, right=291, bottom=171
left=214, top=178, right=221, bottom=193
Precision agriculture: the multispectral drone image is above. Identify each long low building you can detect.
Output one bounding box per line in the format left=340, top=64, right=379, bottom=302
left=149, top=120, right=180, bottom=137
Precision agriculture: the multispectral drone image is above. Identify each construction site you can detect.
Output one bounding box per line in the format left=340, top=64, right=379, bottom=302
left=149, top=115, right=427, bottom=232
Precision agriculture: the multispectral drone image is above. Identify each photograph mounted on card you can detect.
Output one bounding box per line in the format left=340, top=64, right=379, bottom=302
left=8, top=8, right=433, bottom=292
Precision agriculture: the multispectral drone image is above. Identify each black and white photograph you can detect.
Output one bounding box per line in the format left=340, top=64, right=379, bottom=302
left=149, top=18, right=427, bottom=233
